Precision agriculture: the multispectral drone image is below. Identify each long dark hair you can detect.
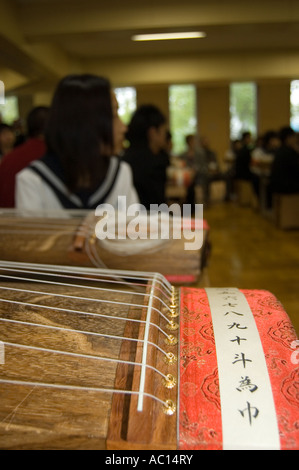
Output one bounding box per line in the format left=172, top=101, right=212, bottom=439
left=27, top=106, right=49, bottom=138
left=45, top=74, right=113, bottom=192
left=126, top=104, right=166, bottom=147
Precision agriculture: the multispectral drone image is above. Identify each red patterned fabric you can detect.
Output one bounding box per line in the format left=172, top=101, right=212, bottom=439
left=179, top=288, right=299, bottom=450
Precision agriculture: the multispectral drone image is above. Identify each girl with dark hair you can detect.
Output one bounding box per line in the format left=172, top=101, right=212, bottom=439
left=16, top=74, right=139, bottom=210
left=123, top=104, right=169, bottom=209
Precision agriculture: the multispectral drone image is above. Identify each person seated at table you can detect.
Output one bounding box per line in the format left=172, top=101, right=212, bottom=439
left=123, top=104, right=169, bottom=210
left=224, top=139, right=242, bottom=171
left=270, top=126, right=299, bottom=194
left=235, top=130, right=260, bottom=197
left=180, top=134, right=198, bottom=168
left=251, top=130, right=280, bottom=172
left=16, top=74, right=139, bottom=211
left=0, top=106, right=49, bottom=207
left=200, top=135, right=220, bottom=172
left=235, top=131, right=253, bottom=179
left=178, top=134, right=205, bottom=207
left=179, top=134, right=222, bottom=206
left=200, top=135, right=236, bottom=204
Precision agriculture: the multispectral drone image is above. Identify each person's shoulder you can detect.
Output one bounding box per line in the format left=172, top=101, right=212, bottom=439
left=118, top=158, right=135, bottom=178
left=1, top=140, right=45, bottom=171
left=17, top=165, right=41, bottom=182
left=119, top=158, right=131, bottom=169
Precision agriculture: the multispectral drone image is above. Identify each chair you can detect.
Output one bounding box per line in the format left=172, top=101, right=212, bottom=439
left=273, top=193, right=299, bottom=229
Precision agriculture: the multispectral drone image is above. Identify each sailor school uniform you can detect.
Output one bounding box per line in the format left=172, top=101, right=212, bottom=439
left=16, top=153, right=139, bottom=211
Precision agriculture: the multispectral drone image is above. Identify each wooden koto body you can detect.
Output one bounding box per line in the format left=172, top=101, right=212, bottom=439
left=0, top=262, right=298, bottom=449
left=0, top=262, right=179, bottom=449
left=0, top=210, right=209, bottom=284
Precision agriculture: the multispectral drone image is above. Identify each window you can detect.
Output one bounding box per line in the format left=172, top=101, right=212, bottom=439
left=114, top=87, right=136, bottom=125
left=169, top=84, right=197, bottom=155
left=0, top=95, right=19, bottom=124
left=230, top=82, right=257, bottom=139
left=290, top=80, right=299, bottom=131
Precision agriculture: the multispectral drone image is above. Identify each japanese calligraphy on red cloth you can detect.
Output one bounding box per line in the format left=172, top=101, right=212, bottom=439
left=205, top=288, right=280, bottom=449
left=179, top=288, right=299, bottom=450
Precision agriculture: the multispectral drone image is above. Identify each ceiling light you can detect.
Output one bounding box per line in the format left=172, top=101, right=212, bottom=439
left=131, top=31, right=206, bottom=41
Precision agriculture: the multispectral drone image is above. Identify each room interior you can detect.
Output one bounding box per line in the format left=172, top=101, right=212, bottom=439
left=0, top=0, right=298, bottom=450
left=0, top=0, right=298, bottom=333
left=2, top=0, right=299, bottom=163
left=0, top=0, right=299, bottom=328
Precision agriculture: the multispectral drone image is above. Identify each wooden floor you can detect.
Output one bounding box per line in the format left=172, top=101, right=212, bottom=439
left=196, top=202, right=299, bottom=336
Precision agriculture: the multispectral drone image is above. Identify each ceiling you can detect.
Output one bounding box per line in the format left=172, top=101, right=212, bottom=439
left=2, top=0, right=299, bottom=93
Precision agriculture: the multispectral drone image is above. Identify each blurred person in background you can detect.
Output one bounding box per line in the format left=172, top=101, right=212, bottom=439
left=0, top=106, right=49, bottom=207
left=123, top=104, right=169, bottom=209
left=270, top=126, right=299, bottom=195
left=0, top=123, right=15, bottom=162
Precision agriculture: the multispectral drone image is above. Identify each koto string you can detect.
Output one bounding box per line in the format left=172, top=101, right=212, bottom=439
left=0, top=317, right=169, bottom=357
left=2, top=341, right=170, bottom=382
left=0, top=221, right=80, bottom=230
left=0, top=220, right=81, bottom=231
left=0, top=229, right=74, bottom=235
left=0, top=208, right=92, bottom=220
left=0, top=278, right=172, bottom=325
left=84, top=236, right=173, bottom=301
left=84, top=231, right=107, bottom=269
left=0, top=297, right=170, bottom=338
left=0, top=260, right=171, bottom=289
left=0, top=264, right=173, bottom=313
left=0, top=264, right=170, bottom=301
left=0, top=214, right=175, bottom=271
left=0, top=270, right=170, bottom=308
left=0, top=261, right=173, bottom=301
left=0, top=214, right=174, bottom=298
left=0, top=378, right=168, bottom=409
left=0, top=258, right=178, bottom=414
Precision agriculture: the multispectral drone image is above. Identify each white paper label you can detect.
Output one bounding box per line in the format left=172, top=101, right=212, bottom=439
left=205, top=288, right=280, bottom=450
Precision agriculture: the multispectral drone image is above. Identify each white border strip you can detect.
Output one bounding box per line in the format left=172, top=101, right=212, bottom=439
left=205, top=288, right=280, bottom=450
